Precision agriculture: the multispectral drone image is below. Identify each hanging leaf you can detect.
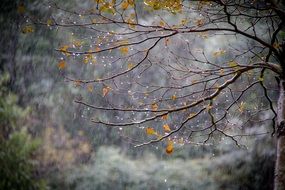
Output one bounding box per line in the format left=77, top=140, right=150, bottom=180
left=238, top=101, right=245, bottom=113
left=228, top=61, right=238, bottom=68
left=102, top=86, right=111, bottom=97
left=120, top=47, right=129, bottom=55
left=151, top=103, right=158, bottom=111
left=95, top=46, right=101, bottom=52
left=159, top=20, right=166, bottom=27
left=171, top=95, right=177, bottom=100
left=127, top=63, right=134, bottom=70
left=162, top=114, right=168, bottom=120
left=163, top=124, right=171, bottom=132
left=195, top=19, right=205, bottom=27
left=59, top=45, right=71, bottom=56
left=146, top=127, right=157, bottom=135
left=87, top=84, right=94, bottom=92
left=73, top=40, right=83, bottom=47
left=213, top=50, right=226, bottom=57
left=22, top=25, right=34, bottom=34
left=57, top=60, right=66, bottom=69
left=17, top=4, right=25, bottom=14
left=47, top=19, right=53, bottom=26
left=165, top=140, right=174, bottom=154
left=121, top=0, right=129, bottom=10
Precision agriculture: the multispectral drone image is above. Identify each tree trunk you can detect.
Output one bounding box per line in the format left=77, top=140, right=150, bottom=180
left=275, top=80, right=285, bottom=190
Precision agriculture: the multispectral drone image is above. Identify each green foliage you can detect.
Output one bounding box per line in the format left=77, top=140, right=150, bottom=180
left=0, top=131, right=45, bottom=190
left=0, top=73, right=46, bottom=190
left=0, top=73, right=29, bottom=131
left=51, top=141, right=274, bottom=190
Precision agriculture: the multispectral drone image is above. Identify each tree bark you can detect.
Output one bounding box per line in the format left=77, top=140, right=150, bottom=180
left=275, top=79, right=285, bottom=190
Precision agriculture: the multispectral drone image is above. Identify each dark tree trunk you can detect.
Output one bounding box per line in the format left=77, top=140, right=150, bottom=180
left=275, top=80, right=285, bottom=190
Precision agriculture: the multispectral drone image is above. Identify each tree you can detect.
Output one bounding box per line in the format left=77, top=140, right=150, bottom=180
left=46, top=0, right=285, bottom=189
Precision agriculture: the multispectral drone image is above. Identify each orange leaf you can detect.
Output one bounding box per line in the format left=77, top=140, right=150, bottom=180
left=121, top=0, right=129, bottom=10
left=146, top=127, right=156, bottom=135
left=165, top=141, right=174, bottom=154
left=57, top=60, right=66, bottom=69
left=59, top=45, right=69, bottom=52
left=171, top=95, right=177, bottom=100
left=163, top=124, right=171, bottom=132
left=119, top=47, right=129, bottom=55
left=162, top=114, right=168, bottom=120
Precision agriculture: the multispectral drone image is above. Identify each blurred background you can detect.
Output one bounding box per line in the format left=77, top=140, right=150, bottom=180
left=0, top=0, right=277, bottom=189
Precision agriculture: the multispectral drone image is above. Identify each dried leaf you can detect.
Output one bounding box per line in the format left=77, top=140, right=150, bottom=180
left=22, top=25, right=34, bottom=34
left=146, top=127, right=156, bottom=135
left=171, top=95, right=177, bottom=100
left=162, top=114, right=168, bottom=120
left=17, top=4, right=25, bottom=14
left=238, top=101, right=245, bottom=113
left=102, top=86, right=111, bottom=97
left=120, top=47, right=129, bottom=55
left=151, top=103, right=158, bottom=111
left=213, top=50, right=226, bottom=57
left=121, top=0, right=129, bottom=10
left=87, top=84, right=94, bottom=92
left=47, top=19, right=53, bottom=26
left=57, top=60, right=66, bottom=69
left=163, top=124, right=171, bottom=132
left=165, top=140, right=174, bottom=154
left=127, top=63, right=134, bottom=70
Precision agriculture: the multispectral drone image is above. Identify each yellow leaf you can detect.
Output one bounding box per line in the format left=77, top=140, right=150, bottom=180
left=87, top=84, right=94, bottom=92
left=228, top=61, right=238, bottom=67
left=47, top=19, right=53, bottom=26
left=57, top=60, right=66, bottom=69
left=146, top=127, right=156, bottom=135
left=17, top=4, right=25, bottom=14
left=159, top=20, right=166, bottom=27
left=59, top=45, right=69, bottom=52
left=178, top=137, right=184, bottom=144
left=165, top=140, right=174, bottom=154
left=213, top=50, right=226, bottom=57
left=171, top=95, right=177, bottom=100
left=188, top=113, right=196, bottom=118
left=238, top=101, right=245, bottom=113
left=102, top=86, right=111, bottom=97
left=22, top=25, right=34, bottom=34
left=163, top=124, right=171, bottom=132
left=180, top=18, right=188, bottom=26
left=151, top=103, right=158, bottom=111
left=121, top=0, right=129, bottom=10
left=162, top=114, right=168, bottom=120
left=127, top=63, right=134, bottom=70
left=73, top=40, right=83, bottom=47
left=273, top=42, right=281, bottom=49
